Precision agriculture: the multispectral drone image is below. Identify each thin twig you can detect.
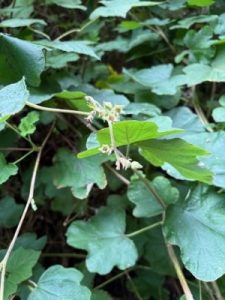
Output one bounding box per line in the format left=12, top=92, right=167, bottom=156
left=0, top=124, right=54, bottom=300
left=211, top=281, right=224, bottom=300
left=126, top=221, right=163, bottom=238
left=167, top=244, right=194, bottom=300
left=26, top=101, right=89, bottom=116
left=192, top=87, right=214, bottom=132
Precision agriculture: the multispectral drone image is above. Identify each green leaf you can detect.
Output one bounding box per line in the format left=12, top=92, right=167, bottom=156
left=14, top=233, right=47, bottom=251
left=163, top=185, right=225, bottom=281
left=19, top=111, right=40, bottom=137
left=0, top=196, right=24, bottom=228
left=3, top=247, right=40, bottom=300
left=78, top=120, right=182, bottom=158
left=127, top=176, right=179, bottom=218
left=0, top=79, right=29, bottom=117
left=52, top=148, right=107, bottom=199
left=91, top=290, right=113, bottom=300
left=187, top=0, right=215, bottom=6
left=212, top=107, right=225, bottom=122
left=66, top=207, right=138, bottom=274
left=37, top=40, right=99, bottom=60
left=46, top=0, right=86, bottom=10
left=183, top=47, right=225, bottom=85
left=123, top=102, right=161, bottom=117
left=212, top=95, right=225, bottom=122
left=139, top=138, right=213, bottom=184
left=171, top=15, right=218, bottom=29
left=0, top=153, right=18, bottom=184
left=0, top=18, right=46, bottom=28
left=124, top=65, right=187, bottom=95
left=28, top=265, right=91, bottom=300
left=90, top=0, right=159, bottom=19
left=184, top=131, right=225, bottom=189
left=0, top=34, right=45, bottom=86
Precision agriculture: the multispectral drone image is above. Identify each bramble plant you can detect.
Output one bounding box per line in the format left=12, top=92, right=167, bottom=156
left=1, top=0, right=225, bottom=300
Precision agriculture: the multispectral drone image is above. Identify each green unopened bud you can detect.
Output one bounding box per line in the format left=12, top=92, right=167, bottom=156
left=131, top=161, right=143, bottom=170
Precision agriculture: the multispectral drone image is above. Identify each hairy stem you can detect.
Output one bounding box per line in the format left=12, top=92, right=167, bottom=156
left=26, top=101, right=89, bottom=116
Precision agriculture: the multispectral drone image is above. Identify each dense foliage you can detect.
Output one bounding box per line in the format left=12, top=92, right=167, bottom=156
left=1, top=0, right=225, bottom=299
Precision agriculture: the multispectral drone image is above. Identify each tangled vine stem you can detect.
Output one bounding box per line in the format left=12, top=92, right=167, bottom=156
left=0, top=124, right=54, bottom=300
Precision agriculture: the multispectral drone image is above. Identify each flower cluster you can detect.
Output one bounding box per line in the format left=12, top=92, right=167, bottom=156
left=85, top=96, right=123, bottom=123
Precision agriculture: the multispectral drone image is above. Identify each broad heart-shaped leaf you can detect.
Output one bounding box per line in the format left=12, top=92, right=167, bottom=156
left=1, top=247, right=40, bottom=300
left=0, top=34, right=45, bottom=87
left=127, top=176, right=179, bottom=218
left=90, top=0, right=159, bottom=19
left=52, top=148, right=107, bottom=199
left=163, top=185, right=225, bottom=281
left=37, top=40, right=99, bottom=60
left=0, top=79, right=29, bottom=118
left=124, top=65, right=187, bottom=95
left=19, top=111, right=40, bottom=137
left=66, top=207, right=138, bottom=274
left=78, top=120, right=182, bottom=158
left=28, top=265, right=91, bottom=300
left=0, top=153, right=18, bottom=184
left=139, top=138, right=213, bottom=184
left=0, top=196, right=24, bottom=228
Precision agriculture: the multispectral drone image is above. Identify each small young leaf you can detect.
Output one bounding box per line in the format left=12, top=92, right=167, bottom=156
left=66, top=207, right=138, bottom=274
left=28, top=265, right=91, bottom=300
left=127, top=176, right=179, bottom=218
left=0, top=197, right=24, bottom=228
left=19, top=111, right=40, bottom=137
left=0, top=153, right=18, bottom=184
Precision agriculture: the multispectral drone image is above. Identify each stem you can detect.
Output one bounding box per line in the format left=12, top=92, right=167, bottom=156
left=26, top=101, right=89, bottom=116
left=126, top=272, right=143, bottom=300
left=55, top=28, right=80, bottom=41
left=126, top=221, right=163, bottom=238
left=133, top=170, right=166, bottom=209
left=6, top=122, right=36, bottom=147
left=0, top=124, right=54, bottom=300
left=105, top=163, right=130, bottom=186
left=199, top=280, right=202, bottom=300
left=13, top=149, right=35, bottom=164
left=94, top=268, right=135, bottom=290
left=167, top=244, right=194, bottom=300
left=192, top=87, right=213, bottom=132
left=28, top=27, right=50, bottom=40
left=108, top=120, right=120, bottom=161
left=211, top=281, right=224, bottom=300
left=55, top=18, right=97, bottom=41
left=0, top=147, right=33, bottom=152
left=42, top=252, right=85, bottom=258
